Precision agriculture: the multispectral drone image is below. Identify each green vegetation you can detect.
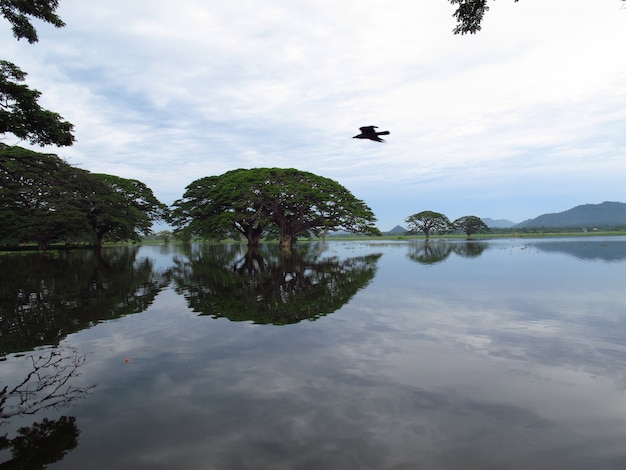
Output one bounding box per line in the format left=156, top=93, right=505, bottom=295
left=405, top=211, right=453, bottom=239
left=0, top=144, right=169, bottom=249
left=1, top=1, right=75, bottom=146
left=172, top=168, right=380, bottom=253
left=453, top=215, right=490, bottom=238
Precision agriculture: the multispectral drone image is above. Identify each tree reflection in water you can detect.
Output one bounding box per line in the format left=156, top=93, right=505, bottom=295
left=0, top=247, right=170, bottom=356
left=171, top=243, right=382, bottom=324
left=1, top=346, right=92, bottom=469
left=407, top=240, right=488, bottom=264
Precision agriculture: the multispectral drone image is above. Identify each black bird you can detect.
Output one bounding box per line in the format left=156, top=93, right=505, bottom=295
left=352, top=125, right=390, bottom=142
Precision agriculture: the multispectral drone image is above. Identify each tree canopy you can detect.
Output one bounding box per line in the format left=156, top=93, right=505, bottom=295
left=453, top=215, right=490, bottom=237
left=89, top=174, right=171, bottom=246
left=0, top=0, right=65, bottom=43
left=0, top=60, right=75, bottom=146
left=449, top=0, right=519, bottom=34
left=172, top=168, right=380, bottom=250
left=405, top=210, right=453, bottom=239
left=0, top=144, right=168, bottom=248
left=0, top=0, right=75, bottom=146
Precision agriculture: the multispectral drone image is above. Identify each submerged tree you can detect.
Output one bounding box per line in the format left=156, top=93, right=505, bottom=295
left=453, top=215, right=490, bottom=238
left=405, top=210, right=452, bottom=239
left=172, top=168, right=380, bottom=252
left=171, top=171, right=273, bottom=246
left=260, top=168, right=380, bottom=251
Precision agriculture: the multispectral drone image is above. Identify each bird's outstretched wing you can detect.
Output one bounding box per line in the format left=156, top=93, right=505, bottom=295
left=353, top=125, right=390, bottom=142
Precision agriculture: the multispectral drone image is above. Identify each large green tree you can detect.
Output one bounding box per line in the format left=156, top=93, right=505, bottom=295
left=88, top=174, right=170, bottom=247
left=172, top=168, right=380, bottom=251
left=172, top=170, right=273, bottom=245
left=0, top=144, right=169, bottom=248
left=260, top=168, right=380, bottom=251
left=453, top=215, right=490, bottom=237
left=0, top=144, right=92, bottom=248
left=0, top=0, right=75, bottom=146
left=405, top=210, right=452, bottom=239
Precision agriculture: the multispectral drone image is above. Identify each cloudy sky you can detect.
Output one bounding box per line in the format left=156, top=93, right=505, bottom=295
left=3, top=0, right=626, bottom=230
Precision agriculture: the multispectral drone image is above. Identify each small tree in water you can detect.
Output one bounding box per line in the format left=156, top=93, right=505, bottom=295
left=405, top=211, right=452, bottom=239
left=453, top=215, right=490, bottom=238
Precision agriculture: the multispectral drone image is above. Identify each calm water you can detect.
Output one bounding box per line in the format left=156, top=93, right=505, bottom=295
left=1, top=237, right=626, bottom=470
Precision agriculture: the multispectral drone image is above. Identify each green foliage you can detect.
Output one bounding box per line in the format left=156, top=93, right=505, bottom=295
left=449, top=0, right=519, bottom=34
left=0, top=0, right=65, bottom=43
left=453, top=215, right=490, bottom=237
left=0, top=1, right=75, bottom=146
left=0, top=144, right=168, bottom=248
left=405, top=210, right=453, bottom=239
left=90, top=174, right=171, bottom=246
left=171, top=170, right=272, bottom=245
left=0, top=61, right=75, bottom=146
left=172, top=168, right=380, bottom=249
left=0, top=144, right=92, bottom=248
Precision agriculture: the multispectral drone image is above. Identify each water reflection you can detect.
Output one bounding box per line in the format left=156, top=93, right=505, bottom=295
left=0, top=415, right=79, bottom=470
left=171, top=243, right=382, bottom=324
left=0, top=238, right=624, bottom=469
left=529, top=238, right=626, bottom=262
left=1, top=346, right=93, bottom=469
left=406, top=240, right=488, bottom=264
left=0, top=247, right=170, bottom=357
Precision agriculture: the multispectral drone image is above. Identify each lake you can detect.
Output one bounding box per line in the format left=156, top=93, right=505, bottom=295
left=1, top=237, right=626, bottom=469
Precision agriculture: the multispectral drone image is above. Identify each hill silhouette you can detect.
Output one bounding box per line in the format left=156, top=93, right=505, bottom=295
left=515, top=201, right=626, bottom=229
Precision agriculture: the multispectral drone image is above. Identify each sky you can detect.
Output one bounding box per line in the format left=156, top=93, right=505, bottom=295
left=3, top=0, right=626, bottom=231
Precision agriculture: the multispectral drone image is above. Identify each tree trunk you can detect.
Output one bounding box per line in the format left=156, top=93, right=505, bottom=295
left=247, top=235, right=261, bottom=247
left=279, top=234, right=292, bottom=254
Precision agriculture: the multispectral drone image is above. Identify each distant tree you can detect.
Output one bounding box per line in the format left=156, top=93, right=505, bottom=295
left=449, top=0, right=518, bottom=35
left=453, top=215, right=490, bottom=237
left=172, top=168, right=380, bottom=252
left=405, top=210, right=452, bottom=239
left=0, top=0, right=75, bottom=146
left=155, top=230, right=173, bottom=242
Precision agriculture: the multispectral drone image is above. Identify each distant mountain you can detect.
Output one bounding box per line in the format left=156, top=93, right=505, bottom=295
left=483, top=218, right=516, bottom=228
left=515, top=201, right=626, bottom=228
left=386, top=225, right=407, bottom=234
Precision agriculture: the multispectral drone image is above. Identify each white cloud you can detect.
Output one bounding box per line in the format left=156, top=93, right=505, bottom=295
left=3, top=0, right=626, bottom=228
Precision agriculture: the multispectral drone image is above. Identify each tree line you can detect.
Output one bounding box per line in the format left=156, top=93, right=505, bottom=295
left=1, top=143, right=492, bottom=251
left=0, top=144, right=169, bottom=249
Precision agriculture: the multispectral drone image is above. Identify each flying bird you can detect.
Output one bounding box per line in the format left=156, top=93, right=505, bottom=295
left=352, top=126, right=390, bottom=142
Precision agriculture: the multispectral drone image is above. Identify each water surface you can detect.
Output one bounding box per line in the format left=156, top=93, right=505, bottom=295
left=1, top=237, right=625, bottom=469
